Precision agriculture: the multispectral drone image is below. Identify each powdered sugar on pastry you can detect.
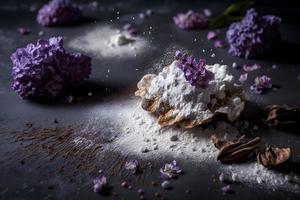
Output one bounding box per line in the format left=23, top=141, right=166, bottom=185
left=137, top=60, right=245, bottom=127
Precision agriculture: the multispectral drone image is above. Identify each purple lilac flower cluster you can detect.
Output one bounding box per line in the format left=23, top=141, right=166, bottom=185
left=93, top=175, right=107, bottom=193
left=175, top=50, right=214, bottom=88
left=226, top=8, right=281, bottom=58
left=160, top=160, right=182, bottom=179
left=250, top=75, right=272, bottom=94
left=124, top=159, right=139, bottom=174
left=37, top=0, right=82, bottom=27
left=173, top=10, right=207, bottom=30
left=11, top=36, right=91, bottom=99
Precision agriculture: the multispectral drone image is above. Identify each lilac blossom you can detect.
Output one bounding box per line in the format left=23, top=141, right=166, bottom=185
left=175, top=50, right=214, bottom=88
left=160, top=160, right=182, bottom=179
left=239, top=73, right=248, bottom=83
left=226, top=8, right=281, bottom=58
left=173, top=10, right=207, bottom=30
left=93, top=175, right=107, bottom=193
left=243, top=64, right=261, bottom=72
left=124, top=159, right=139, bottom=174
left=37, top=0, right=82, bottom=27
left=250, top=75, right=272, bottom=94
left=10, top=36, right=91, bottom=99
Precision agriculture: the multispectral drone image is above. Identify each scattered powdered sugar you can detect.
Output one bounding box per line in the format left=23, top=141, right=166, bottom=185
left=108, top=100, right=238, bottom=163
left=68, top=25, right=150, bottom=58
left=220, top=162, right=300, bottom=193
left=84, top=98, right=300, bottom=193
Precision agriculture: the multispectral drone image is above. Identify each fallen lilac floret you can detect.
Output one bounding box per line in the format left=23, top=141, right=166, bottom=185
left=203, top=8, right=212, bottom=17
left=18, top=27, right=31, bottom=35
left=93, top=175, right=107, bottom=193
left=175, top=50, right=214, bottom=88
left=226, top=8, right=281, bottom=58
left=207, top=31, right=217, bottom=40
left=221, top=185, right=233, bottom=194
left=37, top=0, right=82, bottom=27
left=173, top=10, right=207, bottom=30
left=243, top=64, right=261, bottom=72
left=250, top=75, right=272, bottom=94
left=137, top=188, right=144, bottom=194
left=10, top=36, right=91, bottom=99
left=124, top=159, right=139, bottom=174
left=214, top=40, right=225, bottom=48
left=239, top=73, right=248, bottom=83
left=160, top=160, right=182, bottom=179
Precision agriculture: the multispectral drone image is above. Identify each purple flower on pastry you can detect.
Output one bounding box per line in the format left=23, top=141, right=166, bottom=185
left=250, top=75, right=272, bottom=94
left=124, top=159, right=139, bottom=174
left=93, top=175, right=107, bottom=193
left=175, top=50, right=214, bottom=88
left=10, top=36, right=91, bottom=99
left=226, top=8, right=281, bottom=58
left=37, top=0, right=82, bottom=27
left=160, top=160, right=182, bottom=179
left=173, top=10, right=207, bottom=30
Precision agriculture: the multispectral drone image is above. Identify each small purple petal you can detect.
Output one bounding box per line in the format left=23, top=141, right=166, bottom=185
left=207, top=31, right=217, bottom=40
left=160, top=160, right=182, bottom=179
left=243, top=64, right=261, bottom=72
left=93, top=175, right=107, bottom=193
left=18, top=27, right=31, bottom=35
left=203, top=8, right=212, bottom=17
left=239, top=73, right=248, bottom=83
left=124, top=159, right=139, bottom=174
left=221, top=185, right=233, bottom=194
left=137, top=188, right=144, bottom=194
left=214, top=40, right=225, bottom=48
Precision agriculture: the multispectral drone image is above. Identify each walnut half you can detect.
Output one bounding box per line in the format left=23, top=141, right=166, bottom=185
left=256, top=145, right=292, bottom=167
left=265, top=105, right=299, bottom=126
left=211, top=135, right=261, bottom=164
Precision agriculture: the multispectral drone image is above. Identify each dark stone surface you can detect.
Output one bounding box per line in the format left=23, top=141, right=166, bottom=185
left=0, top=0, right=299, bottom=199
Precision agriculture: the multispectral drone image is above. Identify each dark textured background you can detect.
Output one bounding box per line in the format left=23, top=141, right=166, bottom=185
left=0, top=0, right=300, bottom=199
